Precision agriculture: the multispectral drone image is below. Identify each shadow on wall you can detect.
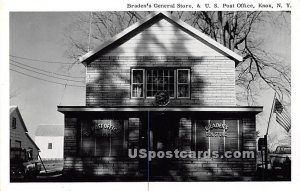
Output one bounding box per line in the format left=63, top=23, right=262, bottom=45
left=69, top=13, right=216, bottom=181
left=86, top=14, right=205, bottom=107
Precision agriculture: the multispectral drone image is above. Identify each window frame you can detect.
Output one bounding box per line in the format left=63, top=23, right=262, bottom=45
left=48, top=143, right=53, bottom=149
left=177, top=69, right=190, bottom=99
left=131, top=69, right=145, bottom=99
left=130, top=67, right=191, bottom=99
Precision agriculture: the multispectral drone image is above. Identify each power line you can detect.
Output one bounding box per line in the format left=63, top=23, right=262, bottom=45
left=10, top=59, right=85, bottom=79
left=10, top=69, right=85, bottom=88
left=11, top=63, right=85, bottom=83
left=10, top=54, right=78, bottom=65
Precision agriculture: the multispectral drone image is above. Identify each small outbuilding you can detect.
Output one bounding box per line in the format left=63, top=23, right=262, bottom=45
left=10, top=106, right=40, bottom=160
left=35, top=125, right=64, bottom=159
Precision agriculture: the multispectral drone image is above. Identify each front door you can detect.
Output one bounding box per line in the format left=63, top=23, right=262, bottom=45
left=149, top=112, right=179, bottom=180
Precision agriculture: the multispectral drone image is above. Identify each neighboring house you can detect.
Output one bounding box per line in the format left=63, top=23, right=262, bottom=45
left=35, top=125, right=64, bottom=159
left=58, top=12, right=263, bottom=181
left=10, top=106, right=40, bottom=160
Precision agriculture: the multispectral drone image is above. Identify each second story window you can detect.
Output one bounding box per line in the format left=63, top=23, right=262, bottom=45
left=131, top=68, right=190, bottom=99
left=146, top=69, right=175, bottom=98
left=12, top=117, right=17, bottom=129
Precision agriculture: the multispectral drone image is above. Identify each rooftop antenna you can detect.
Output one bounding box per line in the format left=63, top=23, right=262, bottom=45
left=87, top=12, right=93, bottom=52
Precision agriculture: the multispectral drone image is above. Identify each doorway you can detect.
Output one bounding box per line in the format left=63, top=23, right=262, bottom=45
left=148, top=112, right=179, bottom=180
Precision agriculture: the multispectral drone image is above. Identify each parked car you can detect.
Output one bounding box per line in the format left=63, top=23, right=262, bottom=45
left=10, top=147, right=41, bottom=178
left=269, top=145, right=291, bottom=170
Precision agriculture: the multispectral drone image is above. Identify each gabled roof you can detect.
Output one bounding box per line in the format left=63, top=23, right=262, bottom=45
left=10, top=106, right=40, bottom=151
left=35, top=124, right=64, bottom=136
left=79, top=12, right=243, bottom=64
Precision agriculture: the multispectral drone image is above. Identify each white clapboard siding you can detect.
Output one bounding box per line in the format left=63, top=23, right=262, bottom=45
left=103, top=19, right=224, bottom=57
left=10, top=108, right=39, bottom=160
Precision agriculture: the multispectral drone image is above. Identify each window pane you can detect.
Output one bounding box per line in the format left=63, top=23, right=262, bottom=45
left=95, top=137, right=110, bottom=156
left=48, top=143, right=52, bottom=149
left=133, top=70, right=143, bottom=83
left=147, top=75, right=152, bottom=83
left=132, top=84, right=143, bottom=97
left=170, top=76, right=174, bottom=84
left=164, top=84, right=168, bottom=91
left=178, top=84, right=189, bottom=97
left=81, top=137, right=95, bottom=155
left=147, top=90, right=153, bottom=97
left=169, top=89, right=174, bottom=97
left=158, top=84, right=163, bottom=91
left=147, top=84, right=152, bottom=92
left=153, top=84, right=158, bottom=91
left=194, top=120, right=209, bottom=152
left=12, top=117, right=17, bottom=129
left=209, top=120, right=225, bottom=155
left=158, top=70, right=163, bottom=77
left=178, top=70, right=188, bottom=83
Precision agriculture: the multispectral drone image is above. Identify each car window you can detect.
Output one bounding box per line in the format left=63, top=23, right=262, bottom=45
left=276, top=147, right=291, bottom=154
left=282, top=147, right=291, bottom=154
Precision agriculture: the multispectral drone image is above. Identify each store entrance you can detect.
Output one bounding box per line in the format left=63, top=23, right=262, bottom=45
left=148, top=112, right=179, bottom=180
left=149, top=112, right=178, bottom=151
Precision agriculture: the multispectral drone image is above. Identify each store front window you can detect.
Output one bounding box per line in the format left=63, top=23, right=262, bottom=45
left=80, top=120, right=128, bottom=156
left=192, top=119, right=240, bottom=154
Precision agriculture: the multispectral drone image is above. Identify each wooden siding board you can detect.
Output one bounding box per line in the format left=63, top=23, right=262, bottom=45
left=103, top=19, right=224, bottom=57
left=86, top=56, right=235, bottom=107
left=10, top=109, right=39, bottom=160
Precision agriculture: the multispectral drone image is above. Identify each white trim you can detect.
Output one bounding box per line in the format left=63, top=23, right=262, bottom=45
left=79, top=12, right=242, bottom=64
left=58, top=106, right=263, bottom=113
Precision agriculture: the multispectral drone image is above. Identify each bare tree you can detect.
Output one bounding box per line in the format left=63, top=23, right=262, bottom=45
left=65, top=11, right=291, bottom=105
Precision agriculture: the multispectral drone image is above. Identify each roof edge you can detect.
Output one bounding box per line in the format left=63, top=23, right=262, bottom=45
left=58, top=105, right=263, bottom=113
left=79, top=12, right=162, bottom=64
left=12, top=106, right=29, bottom=132
left=79, top=12, right=243, bottom=65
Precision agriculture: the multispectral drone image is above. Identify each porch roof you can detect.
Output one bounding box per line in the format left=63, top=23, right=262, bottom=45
left=58, top=105, right=263, bottom=114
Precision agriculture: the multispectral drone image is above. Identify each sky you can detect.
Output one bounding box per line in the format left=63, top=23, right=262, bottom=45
left=9, top=12, right=291, bottom=140
left=10, top=12, right=86, bottom=138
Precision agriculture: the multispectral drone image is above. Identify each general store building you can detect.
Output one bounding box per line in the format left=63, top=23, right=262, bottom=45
left=58, top=12, right=263, bottom=181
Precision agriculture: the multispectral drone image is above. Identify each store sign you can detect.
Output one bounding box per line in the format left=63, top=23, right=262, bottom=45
left=92, top=120, right=121, bottom=137
left=205, top=121, right=228, bottom=137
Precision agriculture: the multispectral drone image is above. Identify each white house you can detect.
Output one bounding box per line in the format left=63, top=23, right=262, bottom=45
left=35, top=125, right=64, bottom=159
left=10, top=106, right=40, bottom=160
